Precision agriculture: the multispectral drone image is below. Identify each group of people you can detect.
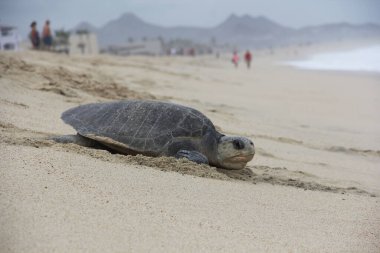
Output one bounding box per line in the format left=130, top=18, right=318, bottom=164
left=232, top=50, right=252, bottom=69
left=29, top=20, right=53, bottom=49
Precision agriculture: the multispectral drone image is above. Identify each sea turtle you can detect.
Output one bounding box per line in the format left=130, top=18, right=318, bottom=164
left=55, top=100, right=255, bottom=170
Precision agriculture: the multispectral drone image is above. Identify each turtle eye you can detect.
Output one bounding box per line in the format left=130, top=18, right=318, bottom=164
left=233, top=139, right=245, bottom=150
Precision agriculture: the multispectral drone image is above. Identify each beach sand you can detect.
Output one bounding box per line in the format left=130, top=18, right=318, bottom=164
left=1, top=42, right=380, bottom=252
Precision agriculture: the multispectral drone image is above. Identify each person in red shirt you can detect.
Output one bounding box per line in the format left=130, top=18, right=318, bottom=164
left=244, top=50, right=252, bottom=69
left=232, top=51, right=239, bottom=68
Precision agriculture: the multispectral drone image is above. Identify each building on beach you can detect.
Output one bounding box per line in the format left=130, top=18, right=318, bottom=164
left=68, top=30, right=99, bottom=55
left=0, top=25, right=21, bottom=51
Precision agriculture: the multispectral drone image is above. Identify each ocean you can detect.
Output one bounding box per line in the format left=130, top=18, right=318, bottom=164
left=284, top=45, right=380, bottom=73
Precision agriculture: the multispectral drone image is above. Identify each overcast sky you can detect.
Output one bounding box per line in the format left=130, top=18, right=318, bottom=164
left=1, top=0, right=380, bottom=37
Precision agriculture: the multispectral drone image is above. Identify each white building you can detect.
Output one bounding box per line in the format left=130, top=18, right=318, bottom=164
left=68, top=32, right=98, bottom=55
left=0, top=25, right=21, bottom=51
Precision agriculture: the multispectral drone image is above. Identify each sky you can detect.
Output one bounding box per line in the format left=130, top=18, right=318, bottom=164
left=1, top=0, right=380, bottom=37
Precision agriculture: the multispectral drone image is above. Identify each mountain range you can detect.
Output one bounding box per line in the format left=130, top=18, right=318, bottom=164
left=73, top=13, right=380, bottom=49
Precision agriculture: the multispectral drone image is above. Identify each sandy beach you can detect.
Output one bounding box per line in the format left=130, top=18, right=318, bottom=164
left=1, top=42, right=380, bottom=252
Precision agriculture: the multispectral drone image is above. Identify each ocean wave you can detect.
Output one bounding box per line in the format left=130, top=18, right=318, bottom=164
left=284, top=45, right=380, bottom=73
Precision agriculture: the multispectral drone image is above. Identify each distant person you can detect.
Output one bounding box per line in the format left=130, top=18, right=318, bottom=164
left=244, top=50, right=252, bottom=69
left=232, top=51, right=239, bottom=68
left=29, top=21, right=40, bottom=49
left=42, top=20, right=53, bottom=49
left=188, top=48, right=195, bottom=56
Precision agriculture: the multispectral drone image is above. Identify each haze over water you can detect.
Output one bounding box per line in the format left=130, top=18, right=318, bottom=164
left=285, top=45, right=380, bottom=73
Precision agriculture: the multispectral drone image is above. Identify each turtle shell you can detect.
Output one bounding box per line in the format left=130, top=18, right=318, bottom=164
left=61, top=100, right=221, bottom=156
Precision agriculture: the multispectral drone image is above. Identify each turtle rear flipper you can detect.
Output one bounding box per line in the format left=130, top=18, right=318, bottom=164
left=175, top=150, right=209, bottom=165
left=52, top=134, right=98, bottom=147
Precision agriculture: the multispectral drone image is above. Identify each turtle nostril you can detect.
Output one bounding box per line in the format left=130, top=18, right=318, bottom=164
left=233, top=139, right=245, bottom=150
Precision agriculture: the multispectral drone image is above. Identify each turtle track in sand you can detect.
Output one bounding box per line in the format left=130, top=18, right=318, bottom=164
left=0, top=122, right=375, bottom=197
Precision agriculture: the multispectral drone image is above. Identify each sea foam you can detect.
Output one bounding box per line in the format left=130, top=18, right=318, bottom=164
left=284, top=45, right=380, bottom=73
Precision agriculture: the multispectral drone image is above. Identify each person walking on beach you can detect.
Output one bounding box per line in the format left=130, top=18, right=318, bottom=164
left=29, top=21, right=40, bottom=49
left=42, top=20, right=53, bottom=50
left=244, top=50, right=252, bottom=69
left=232, top=51, right=239, bottom=68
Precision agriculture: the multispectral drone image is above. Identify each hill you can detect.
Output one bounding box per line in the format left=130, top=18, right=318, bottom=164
left=72, top=13, right=380, bottom=49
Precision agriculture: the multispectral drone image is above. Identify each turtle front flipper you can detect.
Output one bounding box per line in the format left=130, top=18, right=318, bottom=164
left=175, top=150, right=209, bottom=165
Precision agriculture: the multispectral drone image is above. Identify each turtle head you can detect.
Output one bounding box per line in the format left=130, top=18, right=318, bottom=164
left=216, top=136, right=255, bottom=170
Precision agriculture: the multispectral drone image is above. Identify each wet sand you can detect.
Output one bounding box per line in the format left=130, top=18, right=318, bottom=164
left=1, top=43, right=380, bottom=252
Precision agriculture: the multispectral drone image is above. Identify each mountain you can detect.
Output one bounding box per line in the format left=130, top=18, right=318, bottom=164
left=214, top=14, right=292, bottom=36
left=97, top=13, right=165, bottom=46
left=72, top=13, right=380, bottom=49
left=96, top=12, right=210, bottom=47
left=293, top=22, right=380, bottom=44
left=210, top=14, right=295, bottom=47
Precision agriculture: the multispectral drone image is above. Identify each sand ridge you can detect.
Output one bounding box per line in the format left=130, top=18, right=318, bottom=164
left=0, top=53, right=154, bottom=102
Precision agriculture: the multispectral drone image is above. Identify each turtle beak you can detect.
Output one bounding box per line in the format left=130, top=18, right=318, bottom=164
left=225, top=152, right=255, bottom=163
